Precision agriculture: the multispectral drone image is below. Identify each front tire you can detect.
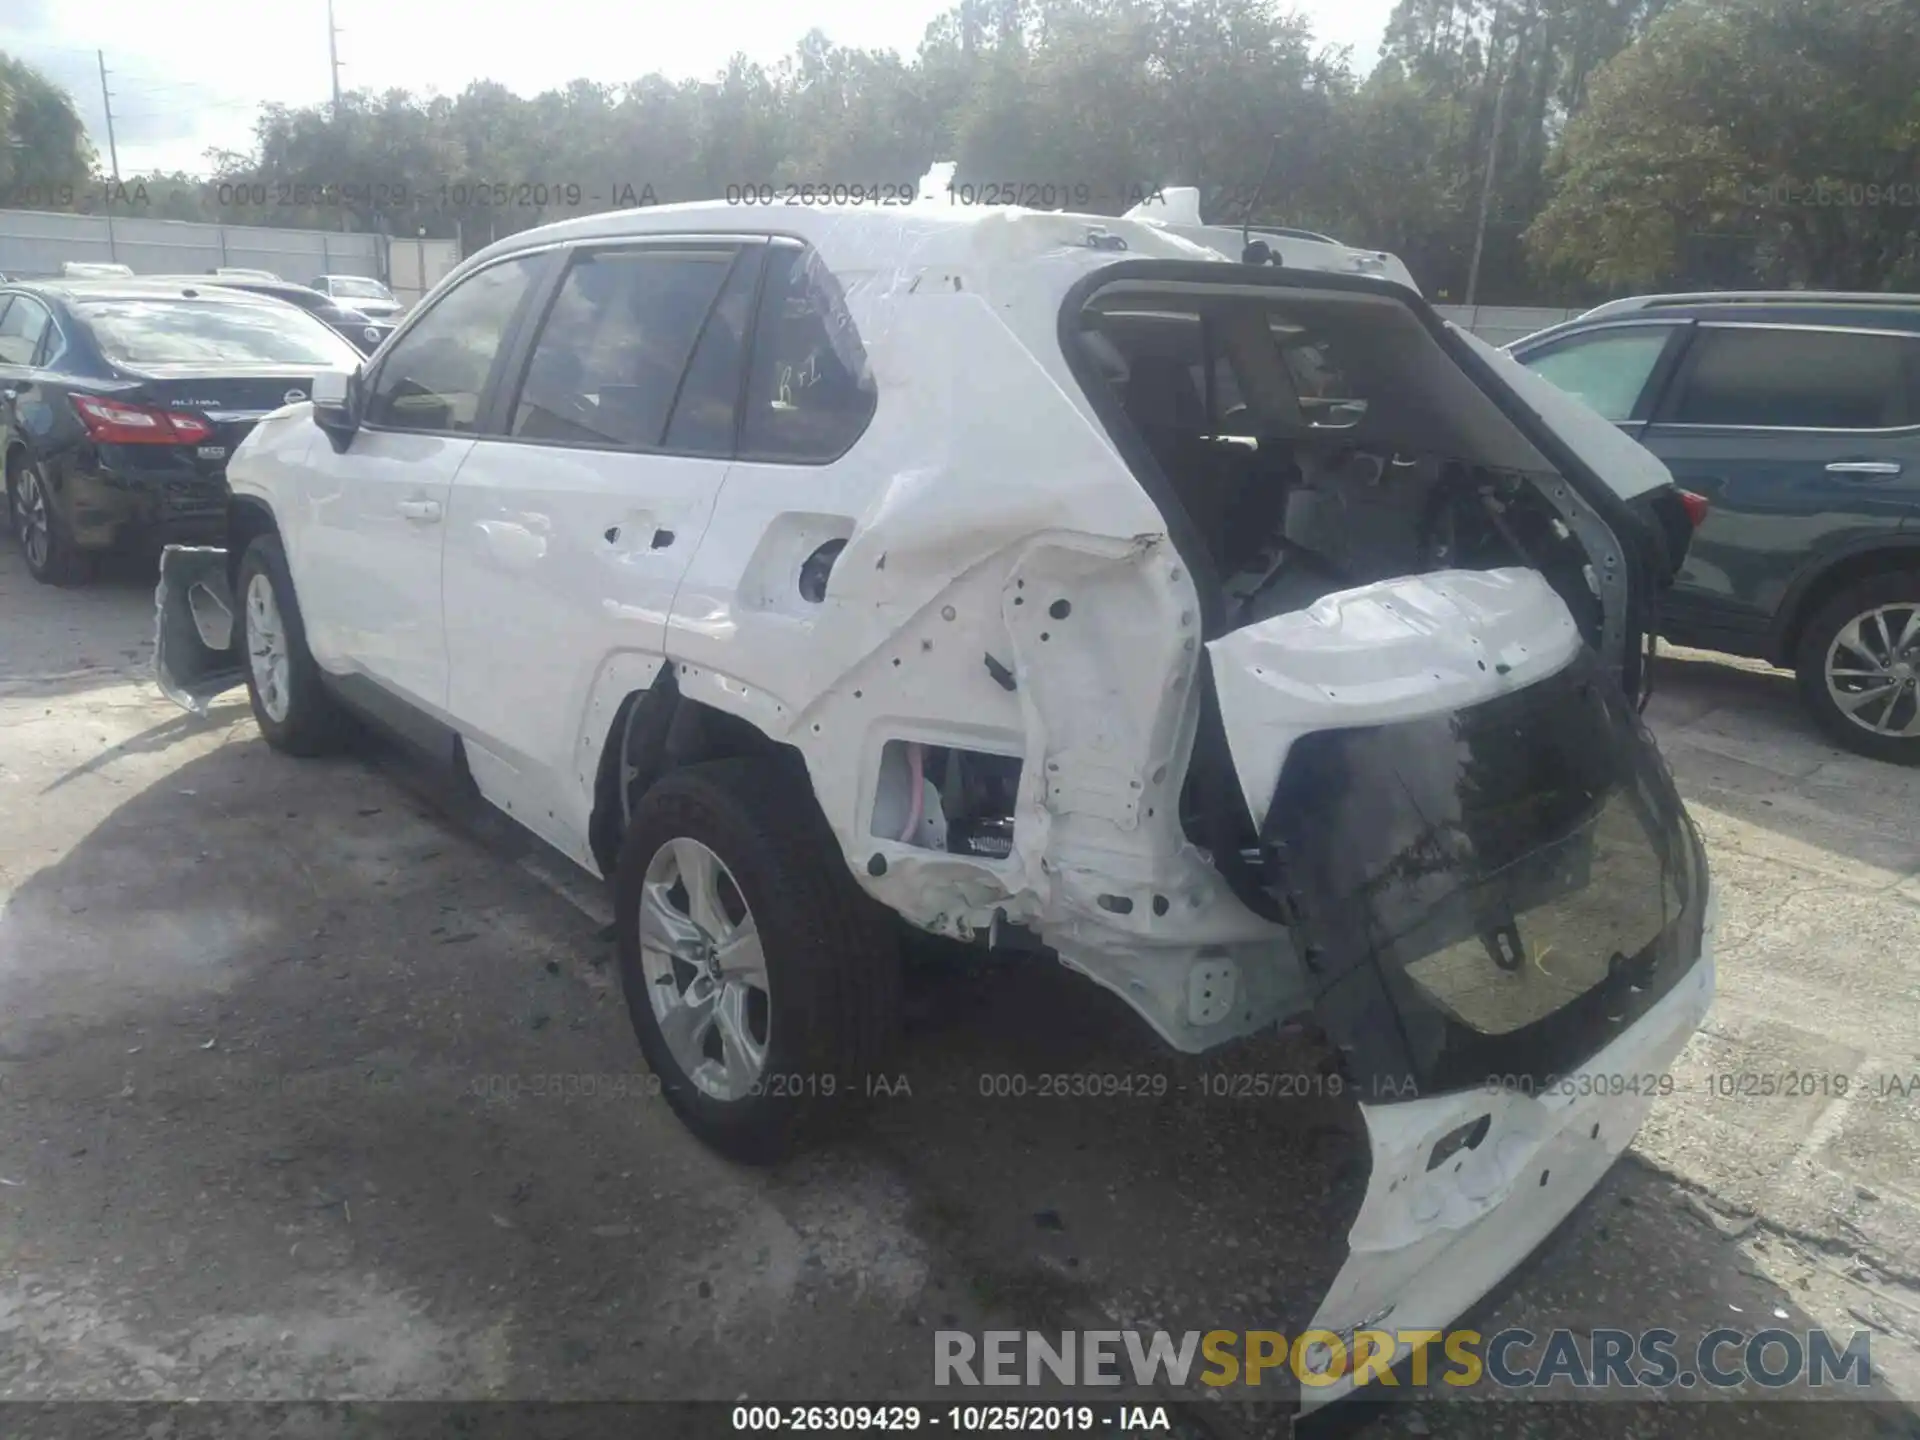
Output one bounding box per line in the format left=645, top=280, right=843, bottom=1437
left=10, top=459, right=92, bottom=586
left=1794, top=571, right=1920, bottom=764
left=615, top=757, right=901, bottom=1162
left=236, top=533, right=350, bottom=756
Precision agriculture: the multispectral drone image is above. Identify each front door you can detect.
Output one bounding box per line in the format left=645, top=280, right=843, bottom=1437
left=294, top=251, right=548, bottom=712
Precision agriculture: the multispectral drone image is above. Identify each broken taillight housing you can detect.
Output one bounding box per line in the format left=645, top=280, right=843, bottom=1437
left=71, top=394, right=214, bottom=445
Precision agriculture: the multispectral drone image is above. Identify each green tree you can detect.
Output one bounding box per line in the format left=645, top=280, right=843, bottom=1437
left=1528, top=0, right=1920, bottom=289
left=0, top=52, right=96, bottom=200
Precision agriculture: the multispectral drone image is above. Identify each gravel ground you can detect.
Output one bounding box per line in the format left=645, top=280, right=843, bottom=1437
left=1, top=545, right=1917, bottom=1439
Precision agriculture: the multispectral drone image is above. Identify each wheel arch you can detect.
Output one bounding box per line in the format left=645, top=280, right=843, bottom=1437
left=586, top=665, right=806, bottom=876
left=3, top=438, right=31, bottom=506
left=1774, top=538, right=1920, bottom=665
left=224, top=495, right=281, bottom=585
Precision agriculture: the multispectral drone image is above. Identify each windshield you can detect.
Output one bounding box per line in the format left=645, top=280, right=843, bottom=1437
left=81, top=299, right=363, bottom=369
left=1262, top=646, right=1706, bottom=1098
left=329, top=277, right=392, bottom=300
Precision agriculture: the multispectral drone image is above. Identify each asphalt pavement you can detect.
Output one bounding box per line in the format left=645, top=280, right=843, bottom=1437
left=1, top=544, right=1917, bottom=1439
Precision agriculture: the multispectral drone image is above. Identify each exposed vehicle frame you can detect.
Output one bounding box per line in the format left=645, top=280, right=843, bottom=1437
left=153, top=196, right=1714, bottom=1412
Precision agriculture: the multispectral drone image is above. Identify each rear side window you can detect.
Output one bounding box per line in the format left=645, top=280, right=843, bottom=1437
left=82, top=298, right=361, bottom=369
left=738, top=246, right=876, bottom=463
left=365, top=254, right=543, bottom=433
left=1519, top=325, right=1673, bottom=422
left=663, top=248, right=763, bottom=455
left=510, top=247, right=737, bottom=449
left=1663, top=326, right=1919, bottom=429
left=0, top=296, right=52, bottom=367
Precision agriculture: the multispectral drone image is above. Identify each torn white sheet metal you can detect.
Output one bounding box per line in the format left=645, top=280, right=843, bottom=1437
left=1206, top=567, right=1583, bottom=833
left=154, top=545, right=245, bottom=716
left=1298, top=892, right=1716, bottom=1410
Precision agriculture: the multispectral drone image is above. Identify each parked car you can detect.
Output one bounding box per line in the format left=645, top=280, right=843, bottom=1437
left=307, top=273, right=403, bottom=320
left=148, top=274, right=396, bottom=355
left=61, top=261, right=135, bottom=278
left=153, top=200, right=1714, bottom=1411
left=214, top=267, right=281, bottom=281
left=0, top=278, right=365, bottom=584
left=1511, top=292, right=1920, bottom=763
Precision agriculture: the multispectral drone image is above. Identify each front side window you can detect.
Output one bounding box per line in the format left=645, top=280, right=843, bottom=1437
left=80, top=298, right=361, bottom=369
left=510, top=247, right=737, bottom=449
left=738, top=246, right=876, bottom=463
left=364, top=254, right=543, bottom=434
left=1662, top=326, right=1919, bottom=429
left=1518, top=325, right=1673, bottom=423
left=0, top=296, right=52, bottom=367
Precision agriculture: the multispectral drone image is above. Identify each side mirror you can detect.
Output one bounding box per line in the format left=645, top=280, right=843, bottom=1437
left=310, top=367, right=361, bottom=450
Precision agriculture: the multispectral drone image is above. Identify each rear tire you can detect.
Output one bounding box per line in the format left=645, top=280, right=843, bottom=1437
left=9, top=459, right=92, bottom=586
left=1794, top=571, right=1920, bottom=765
left=615, top=757, right=901, bottom=1162
left=236, top=532, right=351, bottom=756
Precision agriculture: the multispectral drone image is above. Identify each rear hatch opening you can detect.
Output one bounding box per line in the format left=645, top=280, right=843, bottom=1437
left=1060, top=266, right=1714, bottom=1398
left=1059, top=265, right=1709, bottom=1076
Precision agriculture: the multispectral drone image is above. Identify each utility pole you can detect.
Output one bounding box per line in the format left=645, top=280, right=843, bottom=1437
left=328, top=0, right=348, bottom=232
left=1464, top=1, right=1520, bottom=309
left=96, top=50, right=121, bottom=182
left=97, top=50, right=121, bottom=263
left=327, top=0, right=344, bottom=113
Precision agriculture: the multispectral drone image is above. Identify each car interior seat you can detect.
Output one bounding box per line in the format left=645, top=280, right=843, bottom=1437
left=1122, top=354, right=1234, bottom=560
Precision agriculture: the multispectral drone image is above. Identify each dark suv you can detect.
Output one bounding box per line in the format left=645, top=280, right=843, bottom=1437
left=1511, top=293, right=1920, bottom=763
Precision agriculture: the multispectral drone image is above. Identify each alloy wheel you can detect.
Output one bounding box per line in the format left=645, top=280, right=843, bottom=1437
left=1826, top=602, right=1920, bottom=739
left=14, top=469, right=49, bottom=570
left=636, top=836, right=771, bottom=1101
left=245, top=571, right=292, bottom=723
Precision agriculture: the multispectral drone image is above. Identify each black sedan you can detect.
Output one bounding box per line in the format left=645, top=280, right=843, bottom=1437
left=0, top=278, right=364, bottom=585
left=147, top=274, right=397, bottom=355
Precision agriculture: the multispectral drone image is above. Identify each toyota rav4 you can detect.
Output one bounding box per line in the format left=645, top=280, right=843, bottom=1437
left=154, top=195, right=1716, bottom=1406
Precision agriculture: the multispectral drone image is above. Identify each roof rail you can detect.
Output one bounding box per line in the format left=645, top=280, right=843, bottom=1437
left=1582, top=290, right=1920, bottom=320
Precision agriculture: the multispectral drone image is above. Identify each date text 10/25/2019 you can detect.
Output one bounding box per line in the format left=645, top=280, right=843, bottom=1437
left=730, top=1405, right=1168, bottom=1432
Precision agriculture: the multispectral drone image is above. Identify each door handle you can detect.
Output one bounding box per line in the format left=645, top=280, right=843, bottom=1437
left=397, top=498, right=443, bottom=521
left=1825, top=460, right=1902, bottom=478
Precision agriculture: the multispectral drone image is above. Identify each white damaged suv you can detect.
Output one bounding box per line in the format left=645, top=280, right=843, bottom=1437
left=156, top=194, right=1716, bottom=1401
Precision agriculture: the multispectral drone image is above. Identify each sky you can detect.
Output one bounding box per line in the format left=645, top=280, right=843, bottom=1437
left=4, top=0, right=1399, bottom=178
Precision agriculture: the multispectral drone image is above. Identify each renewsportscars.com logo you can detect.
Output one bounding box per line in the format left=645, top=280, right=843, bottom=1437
left=934, top=1327, right=1874, bottom=1391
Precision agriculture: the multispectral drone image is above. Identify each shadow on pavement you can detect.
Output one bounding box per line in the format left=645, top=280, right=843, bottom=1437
left=0, top=682, right=1911, bottom=1438
left=1647, top=648, right=1920, bottom=878
left=0, top=547, right=167, bottom=701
